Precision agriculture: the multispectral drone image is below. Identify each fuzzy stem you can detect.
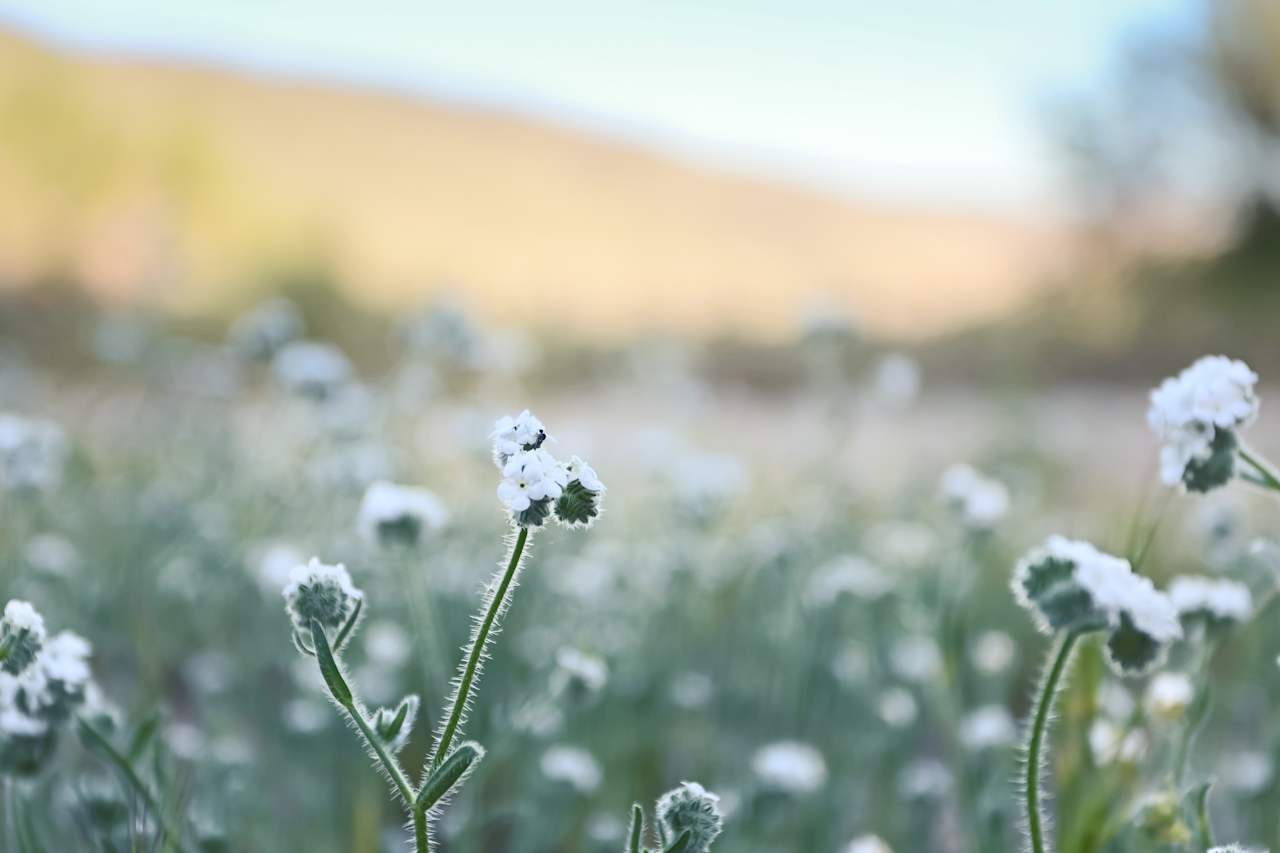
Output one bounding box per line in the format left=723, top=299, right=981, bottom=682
left=413, top=805, right=431, bottom=852
left=1024, top=632, right=1080, bottom=853
left=432, top=525, right=529, bottom=768
left=1238, top=446, right=1280, bottom=492
left=342, top=703, right=416, bottom=809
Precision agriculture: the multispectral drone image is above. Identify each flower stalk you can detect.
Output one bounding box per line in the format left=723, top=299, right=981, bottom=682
left=1023, top=631, right=1079, bottom=853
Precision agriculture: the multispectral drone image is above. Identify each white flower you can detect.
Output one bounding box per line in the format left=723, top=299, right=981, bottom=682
left=1089, top=719, right=1148, bottom=765
left=497, top=449, right=567, bottom=514
left=1168, top=575, right=1252, bottom=624
left=553, top=647, right=609, bottom=695
left=271, top=340, right=352, bottom=399
left=540, top=745, right=602, bottom=793
left=491, top=410, right=548, bottom=464
left=282, top=558, right=363, bottom=635
left=1, top=600, right=46, bottom=676
left=40, top=631, right=92, bottom=689
left=889, top=635, right=941, bottom=683
left=0, top=414, right=69, bottom=492
left=871, top=353, right=921, bottom=407
left=1218, top=750, right=1273, bottom=794
left=1144, top=672, right=1194, bottom=721
left=1015, top=536, right=1183, bottom=643
left=845, top=835, right=894, bottom=853
left=898, top=759, right=951, bottom=800
left=751, top=741, right=827, bottom=794
left=363, top=621, right=412, bottom=669
left=1148, top=355, right=1258, bottom=486
left=960, top=705, right=1016, bottom=751
left=228, top=298, right=303, bottom=358
left=561, top=455, right=604, bottom=492
left=971, top=630, right=1016, bottom=675
left=939, top=464, right=1009, bottom=529
left=0, top=704, right=47, bottom=737
left=3, top=601, right=45, bottom=639
left=356, top=481, right=450, bottom=544
left=803, top=555, right=893, bottom=608
left=877, top=687, right=918, bottom=728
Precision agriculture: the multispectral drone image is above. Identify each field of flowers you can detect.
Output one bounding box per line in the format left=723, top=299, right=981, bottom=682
left=1, top=301, right=1279, bottom=853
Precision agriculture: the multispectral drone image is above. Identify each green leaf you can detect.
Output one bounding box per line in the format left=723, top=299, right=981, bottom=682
left=376, top=699, right=410, bottom=743
left=628, top=803, right=645, bottom=853
left=310, top=619, right=352, bottom=707
left=417, top=741, right=485, bottom=811
left=128, top=712, right=162, bottom=762
left=333, top=595, right=363, bottom=653
left=663, top=830, right=692, bottom=853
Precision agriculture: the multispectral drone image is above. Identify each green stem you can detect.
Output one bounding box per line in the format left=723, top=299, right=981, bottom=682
left=432, top=526, right=529, bottom=768
left=413, top=805, right=430, bottom=852
left=76, top=718, right=194, bottom=853
left=1193, top=785, right=1213, bottom=851
left=1238, top=446, right=1280, bottom=492
left=1025, top=632, right=1080, bottom=853
left=343, top=702, right=416, bottom=808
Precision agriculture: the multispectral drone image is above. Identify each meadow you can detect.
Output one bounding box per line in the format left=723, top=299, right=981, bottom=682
left=1, top=302, right=1278, bottom=853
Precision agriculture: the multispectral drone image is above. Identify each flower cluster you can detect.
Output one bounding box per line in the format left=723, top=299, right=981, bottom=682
left=272, top=340, right=354, bottom=401
left=491, top=411, right=604, bottom=528
left=357, top=481, right=450, bottom=546
left=0, top=414, right=69, bottom=493
left=939, top=464, right=1009, bottom=529
left=1013, top=536, right=1182, bottom=674
left=1167, top=575, right=1252, bottom=628
left=655, top=781, right=724, bottom=853
left=0, top=600, right=96, bottom=777
left=1148, top=355, right=1259, bottom=492
left=282, top=558, right=364, bottom=637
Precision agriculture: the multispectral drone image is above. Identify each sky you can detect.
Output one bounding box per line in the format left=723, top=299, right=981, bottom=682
left=0, top=0, right=1199, bottom=212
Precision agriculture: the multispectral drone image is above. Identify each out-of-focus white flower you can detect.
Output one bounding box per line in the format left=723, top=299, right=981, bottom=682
left=1148, top=355, right=1258, bottom=489
left=831, top=643, right=869, bottom=685
left=0, top=414, right=69, bottom=492
left=971, top=630, right=1016, bottom=675
left=228, top=298, right=303, bottom=359
left=877, top=687, right=918, bottom=729
left=23, top=534, right=80, bottom=577
left=1218, top=750, right=1273, bottom=795
left=898, top=759, right=951, bottom=800
left=38, top=631, right=92, bottom=694
left=253, top=543, right=307, bottom=594
left=363, top=621, right=412, bottom=669
left=1144, top=672, right=1194, bottom=721
left=960, top=705, right=1016, bottom=751
left=283, top=697, right=330, bottom=734
left=670, top=671, right=714, bottom=709
left=871, top=353, right=921, bottom=407
left=804, top=555, right=893, bottom=608
left=540, top=745, right=602, bottom=793
left=553, top=647, right=609, bottom=697
left=672, top=451, right=747, bottom=510
left=1207, top=845, right=1268, bottom=853
left=357, top=481, right=449, bottom=545
left=845, top=834, right=894, bottom=853
left=272, top=341, right=352, bottom=400
left=866, top=521, right=937, bottom=567
left=1168, top=575, right=1252, bottom=625
left=1089, top=720, right=1148, bottom=765
left=752, top=741, right=827, bottom=794
left=1097, top=682, right=1136, bottom=720
left=491, top=410, right=548, bottom=464
left=889, top=635, right=941, bottom=683
left=940, top=464, right=1009, bottom=529
left=282, top=558, right=363, bottom=636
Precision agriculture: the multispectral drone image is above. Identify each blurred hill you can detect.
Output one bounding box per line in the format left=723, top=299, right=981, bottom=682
left=0, top=27, right=1071, bottom=342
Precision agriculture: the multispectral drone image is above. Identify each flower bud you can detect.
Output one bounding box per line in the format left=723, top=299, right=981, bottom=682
left=1135, top=791, right=1191, bottom=845
left=555, top=456, right=605, bottom=529
left=371, top=694, right=419, bottom=754
left=656, top=781, right=723, bottom=853
left=0, top=600, right=46, bottom=677
left=282, top=558, right=364, bottom=638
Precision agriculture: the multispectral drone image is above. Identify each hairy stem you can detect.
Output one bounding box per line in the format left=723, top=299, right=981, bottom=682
left=432, top=526, right=529, bottom=768
left=413, top=804, right=431, bottom=852
left=1024, top=632, right=1080, bottom=853
left=342, top=703, right=416, bottom=808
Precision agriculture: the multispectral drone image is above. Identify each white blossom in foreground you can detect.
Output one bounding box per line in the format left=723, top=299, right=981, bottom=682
left=491, top=409, right=548, bottom=465
left=656, top=781, right=723, bottom=853
left=1148, top=355, right=1258, bottom=491
left=1013, top=536, right=1181, bottom=674
left=1, top=600, right=46, bottom=676
left=1168, top=575, right=1252, bottom=626
left=845, top=835, right=894, bottom=853
left=1144, top=672, right=1194, bottom=721
left=357, top=480, right=450, bottom=546
left=939, top=464, right=1009, bottom=529
left=282, top=558, right=363, bottom=636
left=540, top=744, right=602, bottom=794
left=751, top=741, right=827, bottom=794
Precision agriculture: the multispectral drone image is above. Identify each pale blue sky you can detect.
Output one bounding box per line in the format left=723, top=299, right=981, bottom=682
left=0, top=0, right=1199, bottom=211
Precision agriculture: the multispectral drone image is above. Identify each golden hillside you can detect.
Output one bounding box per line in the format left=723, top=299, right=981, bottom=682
left=0, top=28, right=1068, bottom=340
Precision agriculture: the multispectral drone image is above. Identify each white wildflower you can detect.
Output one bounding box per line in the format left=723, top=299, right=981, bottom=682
left=959, top=705, right=1016, bottom=751
left=553, top=647, right=609, bottom=696
left=871, top=353, right=921, bottom=407
left=751, top=741, right=827, bottom=794
left=1148, top=355, right=1258, bottom=489
left=889, top=635, right=941, bottom=683
left=877, top=687, right=918, bottom=729
left=272, top=340, right=352, bottom=400
left=971, top=630, right=1016, bottom=675
left=845, top=835, right=894, bottom=853
left=803, top=555, right=893, bottom=608
left=0, top=414, right=68, bottom=492
left=1144, top=672, right=1194, bottom=721
left=498, top=449, right=567, bottom=521
left=540, top=745, right=602, bottom=794
left=940, top=464, right=1009, bottom=529
left=357, top=480, right=449, bottom=545
left=898, top=758, right=951, bottom=800
left=1168, top=575, right=1252, bottom=625
left=491, top=410, right=548, bottom=464
left=282, top=558, right=363, bottom=635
